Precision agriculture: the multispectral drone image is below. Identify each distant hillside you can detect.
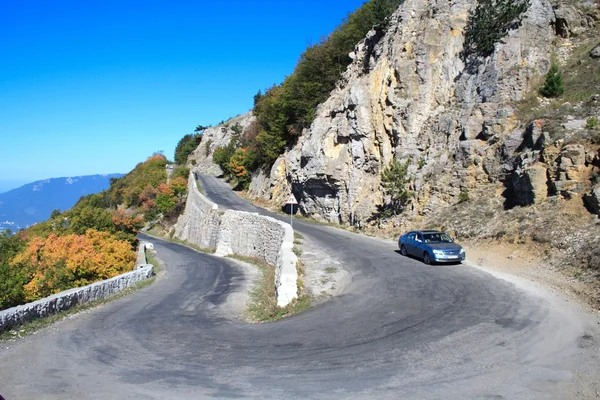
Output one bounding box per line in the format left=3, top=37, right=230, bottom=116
left=0, top=174, right=123, bottom=231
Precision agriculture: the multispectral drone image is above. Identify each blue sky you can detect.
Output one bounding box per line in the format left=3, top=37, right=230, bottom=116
left=0, top=0, right=368, bottom=192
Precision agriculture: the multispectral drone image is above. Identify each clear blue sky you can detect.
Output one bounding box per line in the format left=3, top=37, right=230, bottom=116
left=0, top=0, right=368, bottom=192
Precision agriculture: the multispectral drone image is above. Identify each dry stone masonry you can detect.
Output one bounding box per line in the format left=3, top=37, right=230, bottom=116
left=174, top=173, right=298, bottom=307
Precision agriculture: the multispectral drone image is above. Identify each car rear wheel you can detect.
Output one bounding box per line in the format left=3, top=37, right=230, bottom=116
left=400, top=244, right=407, bottom=256
left=423, top=252, right=431, bottom=265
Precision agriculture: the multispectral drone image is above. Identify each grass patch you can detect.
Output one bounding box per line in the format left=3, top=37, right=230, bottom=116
left=143, top=231, right=216, bottom=254
left=293, top=245, right=303, bottom=257
left=233, top=255, right=311, bottom=322
left=145, top=250, right=163, bottom=274
left=325, top=267, right=338, bottom=273
left=195, top=177, right=205, bottom=194
left=0, top=274, right=156, bottom=340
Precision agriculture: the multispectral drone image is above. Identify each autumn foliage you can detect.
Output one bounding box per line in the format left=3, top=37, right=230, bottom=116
left=11, top=229, right=136, bottom=301
left=0, top=150, right=194, bottom=311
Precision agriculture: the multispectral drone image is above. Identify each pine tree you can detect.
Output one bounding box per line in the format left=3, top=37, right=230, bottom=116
left=381, top=160, right=412, bottom=215
left=539, top=64, right=564, bottom=98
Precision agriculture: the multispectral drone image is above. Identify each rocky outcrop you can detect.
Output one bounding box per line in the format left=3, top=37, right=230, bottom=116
left=260, top=0, right=558, bottom=224
left=512, top=165, right=549, bottom=206
left=553, top=3, right=590, bottom=38
left=188, top=113, right=256, bottom=176
left=190, top=0, right=599, bottom=229
left=584, top=182, right=600, bottom=214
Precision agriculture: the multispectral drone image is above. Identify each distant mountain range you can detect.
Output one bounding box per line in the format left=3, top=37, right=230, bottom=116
left=0, top=174, right=123, bottom=232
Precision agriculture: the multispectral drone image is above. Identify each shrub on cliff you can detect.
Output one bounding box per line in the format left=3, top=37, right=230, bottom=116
left=540, top=64, right=565, bottom=98
left=462, top=0, right=531, bottom=60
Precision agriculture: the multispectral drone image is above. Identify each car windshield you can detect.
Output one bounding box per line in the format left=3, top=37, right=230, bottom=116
left=423, top=233, right=453, bottom=243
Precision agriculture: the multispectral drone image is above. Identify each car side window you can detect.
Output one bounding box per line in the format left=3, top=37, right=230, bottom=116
left=407, top=233, right=415, bottom=241
left=415, top=234, right=422, bottom=243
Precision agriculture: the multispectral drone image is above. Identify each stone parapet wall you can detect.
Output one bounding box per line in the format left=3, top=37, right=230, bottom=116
left=216, top=210, right=285, bottom=265
left=0, top=245, right=154, bottom=332
left=175, top=174, right=298, bottom=307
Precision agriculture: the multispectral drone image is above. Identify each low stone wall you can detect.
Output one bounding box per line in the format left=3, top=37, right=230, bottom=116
left=0, top=245, right=154, bottom=333
left=175, top=174, right=298, bottom=306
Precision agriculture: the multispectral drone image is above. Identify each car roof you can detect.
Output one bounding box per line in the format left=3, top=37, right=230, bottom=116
left=409, top=230, right=443, bottom=234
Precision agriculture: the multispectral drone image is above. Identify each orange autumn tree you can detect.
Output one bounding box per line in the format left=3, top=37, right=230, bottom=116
left=11, top=229, right=136, bottom=301
left=228, top=148, right=254, bottom=188
left=155, top=177, right=188, bottom=215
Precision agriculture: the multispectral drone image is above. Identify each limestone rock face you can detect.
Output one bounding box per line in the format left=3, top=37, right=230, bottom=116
left=266, top=0, right=558, bottom=224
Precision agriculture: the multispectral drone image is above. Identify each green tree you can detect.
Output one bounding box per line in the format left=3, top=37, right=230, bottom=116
left=213, top=142, right=237, bottom=175
left=381, top=160, right=412, bottom=215
left=174, top=133, right=202, bottom=165
left=0, top=231, right=27, bottom=310
left=539, top=64, right=564, bottom=98
left=462, top=0, right=531, bottom=59
left=156, top=193, right=176, bottom=213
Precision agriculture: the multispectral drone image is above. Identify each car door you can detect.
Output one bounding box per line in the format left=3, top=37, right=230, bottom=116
left=413, top=233, right=425, bottom=257
left=405, top=232, right=416, bottom=256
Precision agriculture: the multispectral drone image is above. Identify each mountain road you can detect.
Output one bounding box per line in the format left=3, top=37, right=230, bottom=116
left=0, top=175, right=598, bottom=399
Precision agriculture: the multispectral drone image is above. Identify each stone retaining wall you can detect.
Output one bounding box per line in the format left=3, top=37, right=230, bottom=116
left=174, top=173, right=222, bottom=249
left=174, top=174, right=298, bottom=306
left=0, top=245, right=154, bottom=333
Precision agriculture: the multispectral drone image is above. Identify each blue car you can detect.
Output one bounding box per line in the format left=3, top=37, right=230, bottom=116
left=398, top=230, right=465, bottom=264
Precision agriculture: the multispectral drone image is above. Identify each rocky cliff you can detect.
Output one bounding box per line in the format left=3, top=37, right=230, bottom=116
left=191, top=0, right=600, bottom=276
left=260, top=0, right=597, bottom=224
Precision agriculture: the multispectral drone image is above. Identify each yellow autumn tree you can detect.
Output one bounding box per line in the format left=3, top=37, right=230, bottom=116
left=11, top=229, right=136, bottom=301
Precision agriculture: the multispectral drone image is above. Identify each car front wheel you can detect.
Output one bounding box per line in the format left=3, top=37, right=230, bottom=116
left=423, top=252, right=431, bottom=265
left=400, top=244, right=407, bottom=256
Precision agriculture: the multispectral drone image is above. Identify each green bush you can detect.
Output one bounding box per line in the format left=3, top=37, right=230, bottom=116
left=587, top=116, right=598, bottom=129
left=172, top=165, right=190, bottom=180
left=540, top=64, right=564, bottom=98
left=458, top=189, right=470, bottom=203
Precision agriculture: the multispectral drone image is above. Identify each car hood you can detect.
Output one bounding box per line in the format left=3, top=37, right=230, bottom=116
left=427, top=243, right=463, bottom=251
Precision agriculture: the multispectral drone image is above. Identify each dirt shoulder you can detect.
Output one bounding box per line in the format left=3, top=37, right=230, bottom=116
left=465, top=240, right=600, bottom=311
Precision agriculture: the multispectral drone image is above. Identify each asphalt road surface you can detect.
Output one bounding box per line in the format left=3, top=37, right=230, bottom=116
left=0, top=175, right=598, bottom=400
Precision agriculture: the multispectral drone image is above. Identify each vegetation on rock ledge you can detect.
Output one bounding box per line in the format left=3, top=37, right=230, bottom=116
left=462, top=0, right=531, bottom=60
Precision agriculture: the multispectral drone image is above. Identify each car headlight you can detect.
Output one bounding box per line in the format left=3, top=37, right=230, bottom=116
left=433, top=249, right=444, bottom=255
left=460, top=248, right=465, bottom=254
